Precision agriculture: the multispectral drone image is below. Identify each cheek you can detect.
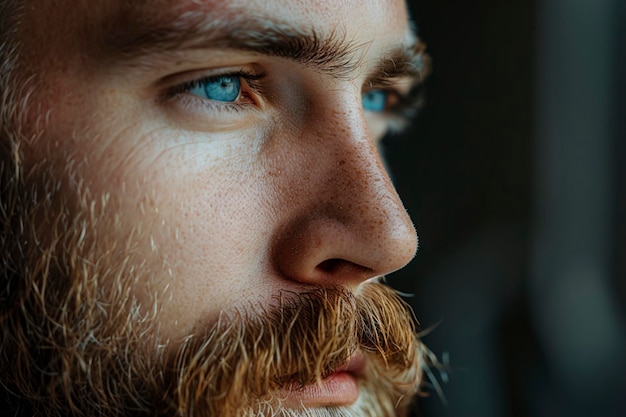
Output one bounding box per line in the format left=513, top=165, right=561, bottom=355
left=129, top=134, right=280, bottom=334
left=28, top=79, right=281, bottom=335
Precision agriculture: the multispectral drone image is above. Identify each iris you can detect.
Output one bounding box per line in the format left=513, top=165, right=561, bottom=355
left=362, top=90, right=388, bottom=112
left=189, top=75, right=241, bottom=102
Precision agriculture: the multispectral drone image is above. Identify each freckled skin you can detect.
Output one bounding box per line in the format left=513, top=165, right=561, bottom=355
left=15, top=0, right=418, bottom=339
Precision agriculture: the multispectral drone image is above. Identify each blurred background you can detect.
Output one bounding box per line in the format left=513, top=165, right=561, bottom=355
left=385, top=0, right=626, bottom=416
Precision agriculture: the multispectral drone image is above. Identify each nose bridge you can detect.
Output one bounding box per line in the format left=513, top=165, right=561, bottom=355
left=271, top=94, right=418, bottom=287
left=321, top=106, right=396, bottom=217
left=319, top=102, right=413, bottom=243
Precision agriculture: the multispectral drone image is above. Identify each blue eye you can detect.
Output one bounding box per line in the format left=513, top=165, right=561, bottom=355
left=188, top=75, right=241, bottom=102
left=362, top=90, right=388, bottom=112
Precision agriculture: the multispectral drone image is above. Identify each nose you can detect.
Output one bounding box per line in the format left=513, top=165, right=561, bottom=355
left=271, top=93, right=418, bottom=289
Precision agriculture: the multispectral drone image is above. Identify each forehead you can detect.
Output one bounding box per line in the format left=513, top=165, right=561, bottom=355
left=23, top=0, right=410, bottom=60
left=105, top=0, right=409, bottom=30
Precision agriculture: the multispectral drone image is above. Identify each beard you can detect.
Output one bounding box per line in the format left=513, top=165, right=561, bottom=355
left=1, top=116, right=424, bottom=417
left=2, top=252, right=423, bottom=417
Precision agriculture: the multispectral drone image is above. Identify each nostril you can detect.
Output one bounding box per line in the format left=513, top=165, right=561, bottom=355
left=317, top=258, right=373, bottom=276
left=318, top=259, right=343, bottom=273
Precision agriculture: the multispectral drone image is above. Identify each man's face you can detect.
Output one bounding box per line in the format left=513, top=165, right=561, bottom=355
left=4, top=0, right=427, bottom=415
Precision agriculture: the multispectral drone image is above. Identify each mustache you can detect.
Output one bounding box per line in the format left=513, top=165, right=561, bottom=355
left=162, top=282, right=423, bottom=417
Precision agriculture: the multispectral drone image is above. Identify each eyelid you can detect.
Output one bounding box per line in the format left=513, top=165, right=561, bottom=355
left=363, top=78, right=425, bottom=133
left=362, top=80, right=410, bottom=113
left=365, top=75, right=415, bottom=94
left=157, top=67, right=270, bottom=130
left=161, top=66, right=266, bottom=102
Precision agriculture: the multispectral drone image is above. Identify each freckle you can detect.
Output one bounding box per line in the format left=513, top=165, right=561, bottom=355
left=338, top=160, right=346, bottom=166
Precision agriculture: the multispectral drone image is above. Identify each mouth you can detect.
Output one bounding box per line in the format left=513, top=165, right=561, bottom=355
left=279, top=353, right=367, bottom=408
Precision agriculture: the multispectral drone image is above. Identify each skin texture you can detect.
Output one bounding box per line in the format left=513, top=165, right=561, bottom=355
left=16, top=0, right=418, bottom=340
left=0, top=0, right=429, bottom=415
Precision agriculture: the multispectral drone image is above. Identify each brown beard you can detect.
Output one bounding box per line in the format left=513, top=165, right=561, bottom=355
left=3, top=267, right=423, bottom=417
left=0, top=143, right=424, bottom=417
left=163, top=283, right=423, bottom=417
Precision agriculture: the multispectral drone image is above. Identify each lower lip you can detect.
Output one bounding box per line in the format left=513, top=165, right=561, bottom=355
left=280, top=372, right=359, bottom=408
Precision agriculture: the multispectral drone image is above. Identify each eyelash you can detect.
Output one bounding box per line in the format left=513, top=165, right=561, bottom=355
left=165, top=69, right=266, bottom=111
left=164, top=69, right=422, bottom=123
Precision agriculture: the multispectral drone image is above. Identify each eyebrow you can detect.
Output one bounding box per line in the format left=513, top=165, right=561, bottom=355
left=366, top=39, right=430, bottom=87
left=100, top=8, right=429, bottom=84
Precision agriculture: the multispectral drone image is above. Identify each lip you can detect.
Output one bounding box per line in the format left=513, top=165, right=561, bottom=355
left=334, top=353, right=366, bottom=376
left=278, top=353, right=366, bottom=408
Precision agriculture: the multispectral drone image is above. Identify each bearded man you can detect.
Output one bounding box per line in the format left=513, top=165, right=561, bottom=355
left=0, top=0, right=430, bottom=415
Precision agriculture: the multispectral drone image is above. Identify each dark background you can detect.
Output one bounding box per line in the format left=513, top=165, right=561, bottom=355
left=385, top=0, right=626, bottom=416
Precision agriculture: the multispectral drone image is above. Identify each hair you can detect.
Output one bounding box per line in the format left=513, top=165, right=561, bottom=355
left=1, top=0, right=26, bottom=215
left=0, top=0, right=23, bottom=105
left=0, top=0, right=24, bottom=324
left=1, top=1, right=38, bottom=413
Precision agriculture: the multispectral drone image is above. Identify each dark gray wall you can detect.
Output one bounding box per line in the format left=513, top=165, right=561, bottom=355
left=385, top=1, right=625, bottom=416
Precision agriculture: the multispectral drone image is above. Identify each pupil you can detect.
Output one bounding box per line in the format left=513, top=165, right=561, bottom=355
left=205, top=76, right=240, bottom=102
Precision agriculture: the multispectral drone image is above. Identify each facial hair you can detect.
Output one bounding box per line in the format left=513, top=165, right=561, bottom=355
left=1, top=124, right=424, bottom=417
left=162, top=283, right=423, bottom=417
left=2, top=233, right=424, bottom=417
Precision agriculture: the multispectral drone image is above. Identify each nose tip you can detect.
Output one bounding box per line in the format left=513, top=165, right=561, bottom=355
left=272, top=132, right=418, bottom=289
left=274, top=209, right=417, bottom=288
